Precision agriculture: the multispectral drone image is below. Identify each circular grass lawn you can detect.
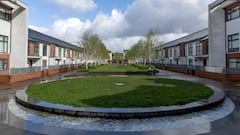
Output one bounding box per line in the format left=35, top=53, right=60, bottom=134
left=26, top=76, right=213, bottom=108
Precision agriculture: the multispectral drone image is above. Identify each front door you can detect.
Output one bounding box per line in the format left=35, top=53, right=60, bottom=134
left=29, top=60, right=33, bottom=67
left=203, top=59, right=207, bottom=66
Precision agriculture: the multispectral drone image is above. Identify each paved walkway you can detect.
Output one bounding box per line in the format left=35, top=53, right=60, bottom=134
left=0, top=70, right=240, bottom=135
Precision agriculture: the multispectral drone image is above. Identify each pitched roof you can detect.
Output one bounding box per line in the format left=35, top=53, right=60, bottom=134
left=163, top=28, right=208, bottom=48
left=28, top=29, right=80, bottom=50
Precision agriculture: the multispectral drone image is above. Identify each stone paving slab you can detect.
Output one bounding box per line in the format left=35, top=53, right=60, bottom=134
left=0, top=123, right=43, bottom=135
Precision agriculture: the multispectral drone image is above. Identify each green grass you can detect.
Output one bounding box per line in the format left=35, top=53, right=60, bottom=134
left=26, top=77, right=213, bottom=108
left=88, top=64, right=154, bottom=72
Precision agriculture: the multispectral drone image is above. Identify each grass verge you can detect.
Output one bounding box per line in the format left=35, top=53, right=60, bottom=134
left=26, top=76, right=213, bottom=108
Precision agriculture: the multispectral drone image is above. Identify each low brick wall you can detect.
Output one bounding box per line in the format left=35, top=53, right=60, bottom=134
left=158, top=66, right=168, bottom=70
left=226, top=74, right=240, bottom=82
left=0, top=75, right=11, bottom=83
left=0, top=66, right=80, bottom=83
left=157, top=66, right=239, bottom=81
left=194, top=70, right=226, bottom=81
left=10, top=71, right=43, bottom=83
left=167, top=67, right=189, bottom=74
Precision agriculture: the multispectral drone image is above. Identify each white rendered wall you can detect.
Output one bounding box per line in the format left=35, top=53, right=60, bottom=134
left=10, top=1, right=28, bottom=68
left=208, top=4, right=226, bottom=67
left=39, top=43, right=43, bottom=57
left=49, top=58, right=56, bottom=66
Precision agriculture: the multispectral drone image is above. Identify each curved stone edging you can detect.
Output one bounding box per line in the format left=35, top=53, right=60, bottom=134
left=15, top=83, right=225, bottom=119
left=64, top=71, right=152, bottom=78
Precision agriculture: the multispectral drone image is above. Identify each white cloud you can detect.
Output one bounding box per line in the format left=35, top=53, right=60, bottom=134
left=47, top=0, right=97, bottom=12
left=103, top=36, right=144, bottom=52
left=48, top=18, right=92, bottom=44
left=123, top=0, right=215, bottom=36
left=91, top=9, right=128, bottom=39
left=30, top=0, right=215, bottom=52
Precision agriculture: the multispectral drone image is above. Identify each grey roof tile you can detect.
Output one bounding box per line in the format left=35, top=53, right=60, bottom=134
left=163, top=28, right=208, bottom=48
left=28, top=29, right=80, bottom=50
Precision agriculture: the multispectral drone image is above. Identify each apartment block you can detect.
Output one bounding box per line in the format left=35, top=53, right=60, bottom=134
left=0, top=0, right=83, bottom=83
left=28, top=29, right=82, bottom=69
left=155, top=0, right=240, bottom=81
left=0, top=0, right=28, bottom=73
left=158, top=29, right=208, bottom=66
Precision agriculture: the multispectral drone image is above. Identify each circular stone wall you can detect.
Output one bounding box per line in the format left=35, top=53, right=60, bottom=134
left=15, top=78, right=225, bottom=119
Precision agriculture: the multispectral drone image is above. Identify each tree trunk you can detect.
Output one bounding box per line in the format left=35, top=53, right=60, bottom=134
left=85, top=61, right=88, bottom=70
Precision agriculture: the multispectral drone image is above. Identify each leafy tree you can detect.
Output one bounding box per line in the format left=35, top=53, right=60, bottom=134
left=126, top=30, right=160, bottom=65
left=144, top=30, right=157, bottom=65
left=113, top=52, right=123, bottom=63
left=79, top=31, right=109, bottom=69
left=125, top=40, right=145, bottom=64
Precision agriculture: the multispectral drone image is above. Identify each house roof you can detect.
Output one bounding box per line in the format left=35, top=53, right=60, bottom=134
left=163, top=28, right=208, bottom=48
left=28, top=29, right=80, bottom=50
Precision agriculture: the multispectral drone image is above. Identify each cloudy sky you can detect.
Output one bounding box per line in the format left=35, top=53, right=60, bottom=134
left=22, top=0, right=215, bottom=52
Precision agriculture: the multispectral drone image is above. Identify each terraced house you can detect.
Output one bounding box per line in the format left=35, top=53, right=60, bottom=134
left=155, top=0, right=240, bottom=81
left=0, top=0, right=82, bottom=83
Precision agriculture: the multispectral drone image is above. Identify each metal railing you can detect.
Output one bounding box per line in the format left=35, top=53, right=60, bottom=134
left=167, top=64, right=188, bottom=69
left=48, top=64, right=81, bottom=70
left=156, top=64, right=229, bottom=74
left=227, top=68, right=240, bottom=74
left=10, top=66, right=42, bottom=75
left=8, top=64, right=82, bottom=75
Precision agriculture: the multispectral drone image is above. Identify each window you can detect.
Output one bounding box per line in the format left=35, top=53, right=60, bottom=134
left=227, top=6, right=240, bottom=21
left=33, top=43, right=39, bottom=56
left=58, top=47, right=62, bottom=57
left=173, top=47, right=177, bottom=57
left=155, top=50, right=159, bottom=59
left=0, top=59, right=7, bottom=71
left=196, top=42, right=202, bottom=56
left=0, top=7, right=10, bottom=21
left=229, top=58, right=240, bottom=69
left=228, top=33, right=239, bottom=52
left=63, top=49, right=66, bottom=57
left=169, top=48, right=172, bottom=57
left=189, top=59, right=193, bottom=66
left=0, top=35, right=8, bottom=53
left=188, top=44, right=193, bottom=56
left=43, top=44, right=47, bottom=56
left=72, top=51, right=76, bottom=58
